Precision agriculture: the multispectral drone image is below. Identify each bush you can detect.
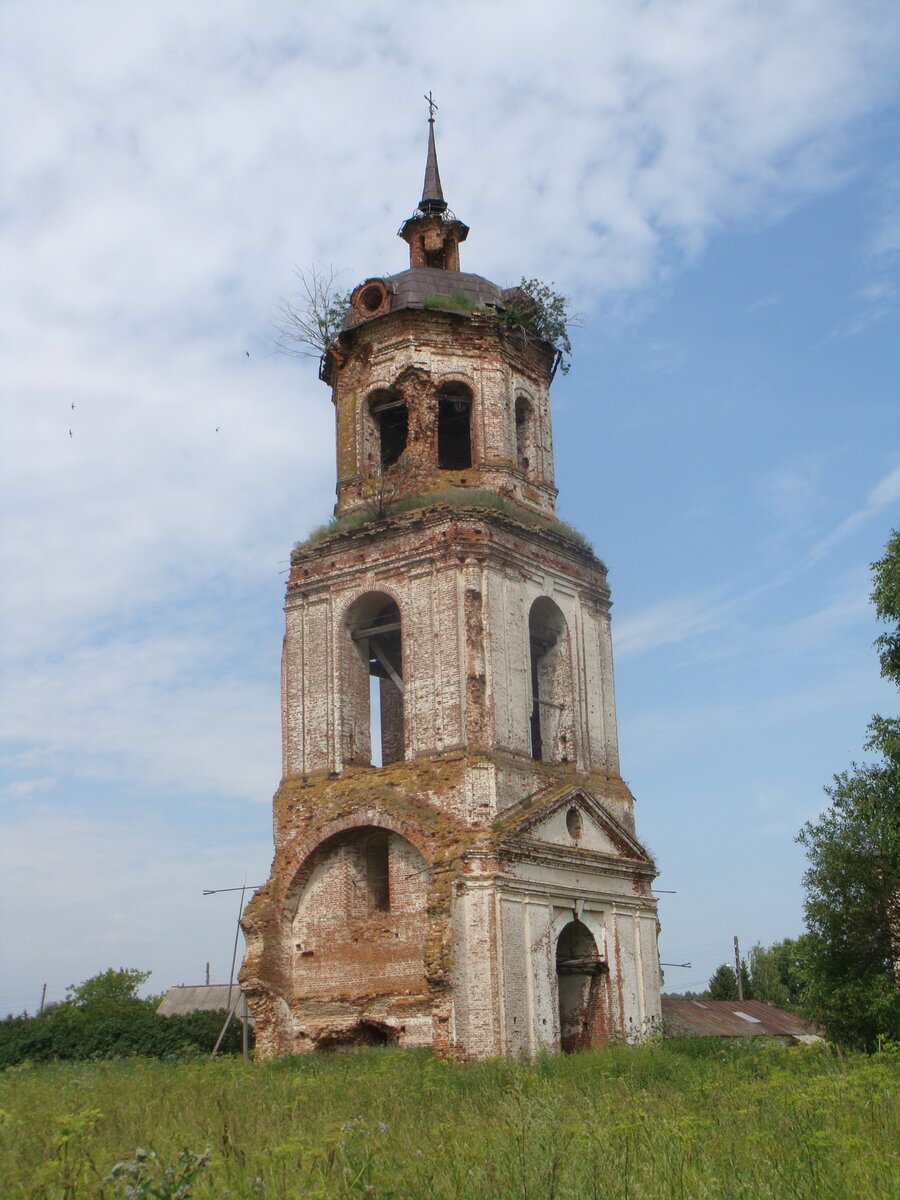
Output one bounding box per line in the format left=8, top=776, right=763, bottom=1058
left=0, top=1005, right=247, bottom=1067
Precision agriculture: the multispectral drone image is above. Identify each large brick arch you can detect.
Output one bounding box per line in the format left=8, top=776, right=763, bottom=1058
left=281, top=807, right=436, bottom=912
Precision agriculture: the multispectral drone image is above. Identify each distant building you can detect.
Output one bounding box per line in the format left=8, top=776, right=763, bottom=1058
left=240, top=112, right=662, bottom=1057
left=661, top=999, right=822, bottom=1042
left=157, top=984, right=250, bottom=1022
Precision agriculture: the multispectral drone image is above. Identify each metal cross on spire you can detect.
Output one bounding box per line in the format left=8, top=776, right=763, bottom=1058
left=424, top=91, right=438, bottom=121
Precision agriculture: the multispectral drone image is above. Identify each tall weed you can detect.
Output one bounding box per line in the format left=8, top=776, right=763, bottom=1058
left=1, top=1042, right=897, bottom=1199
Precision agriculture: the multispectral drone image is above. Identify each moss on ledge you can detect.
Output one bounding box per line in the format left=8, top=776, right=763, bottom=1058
left=295, top=489, right=594, bottom=554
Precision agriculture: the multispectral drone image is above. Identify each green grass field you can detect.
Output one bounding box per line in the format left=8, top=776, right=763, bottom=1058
left=2, top=1040, right=898, bottom=1199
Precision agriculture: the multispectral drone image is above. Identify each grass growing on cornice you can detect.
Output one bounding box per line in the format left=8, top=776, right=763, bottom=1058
left=422, top=294, right=492, bottom=315
left=295, top=488, right=593, bottom=554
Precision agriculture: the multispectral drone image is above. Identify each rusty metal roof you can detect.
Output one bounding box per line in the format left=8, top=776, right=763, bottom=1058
left=661, top=998, right=821, bottom=1040
left=156, top=984, right=250, bottom=1021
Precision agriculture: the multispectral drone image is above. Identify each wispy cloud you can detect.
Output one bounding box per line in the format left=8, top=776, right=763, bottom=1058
left=757, top=456, right=827, bottom=549
left=762, top=575, right=872, bottom=654
left=807, top=463, right=900, bottom=564
left=614, top=591, right=731, bottom=659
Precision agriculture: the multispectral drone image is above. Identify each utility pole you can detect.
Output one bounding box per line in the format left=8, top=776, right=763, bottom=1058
left=205, top=883, right=261, bottom=1059
left=734, top=935, right=744, bottom=1001
left=39, top=983, right=47, bottom=1014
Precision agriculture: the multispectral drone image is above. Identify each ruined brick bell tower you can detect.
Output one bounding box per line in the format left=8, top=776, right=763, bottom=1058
left=240, top=111, right=662, bottom=1056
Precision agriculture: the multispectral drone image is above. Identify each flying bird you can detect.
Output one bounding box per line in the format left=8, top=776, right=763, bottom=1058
left=69, top=430, right=73, bottom=437
left=245, top=351, right=250, bottom=357
left=71, top=402, right=75, bottom=410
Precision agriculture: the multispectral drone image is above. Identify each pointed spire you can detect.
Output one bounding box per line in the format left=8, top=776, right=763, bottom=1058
left=398, top=96, right=468, bottom=269
left=419, top=94, right=447, bottom=216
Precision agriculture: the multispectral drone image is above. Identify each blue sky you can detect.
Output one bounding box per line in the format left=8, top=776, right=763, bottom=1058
left=2, top=0, right=899, bottom=1011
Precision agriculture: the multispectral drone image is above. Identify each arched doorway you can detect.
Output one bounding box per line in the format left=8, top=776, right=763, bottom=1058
left=556, top=919, right=608, bottom=1052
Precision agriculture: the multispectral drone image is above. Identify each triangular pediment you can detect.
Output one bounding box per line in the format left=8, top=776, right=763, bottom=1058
left=501, top=788, right=653, bottom=863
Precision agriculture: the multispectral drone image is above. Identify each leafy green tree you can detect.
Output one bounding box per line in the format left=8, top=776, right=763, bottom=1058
left=872, top=528, right=900, bottom=685
left=708, top=962, right=752, bottom=1000
left=798, top=720, right=900, bottom=1048
left=748, top=937, right=811, bottom=1009
left=0, top=967, right=248, bottom=1066
left=795, top=529, right=900, bottom=1049
left=63, top=967, right=151, bottom=1009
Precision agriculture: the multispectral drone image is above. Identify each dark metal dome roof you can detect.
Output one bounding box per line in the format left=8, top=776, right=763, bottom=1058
left=386, top=267, right=503, bottom=312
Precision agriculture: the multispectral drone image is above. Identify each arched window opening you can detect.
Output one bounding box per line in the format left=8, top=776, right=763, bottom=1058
left=369, top=390, right=408, bottom=472
left=528, top=597, right=570, bottom=762
left=420, top=234, right=446, bottom=269
left=515, top=395, right=535, bottom=476
left=365, top=830, right=390, bottom=912
left=556, top=920, right=607, bottom=1052
left=346, top=593, right=404, bottom=767
left=437, top=383, right=472, bottom=470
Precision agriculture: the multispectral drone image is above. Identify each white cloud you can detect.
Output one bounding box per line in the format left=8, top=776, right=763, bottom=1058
left=0, top=624, right=281, bottom=801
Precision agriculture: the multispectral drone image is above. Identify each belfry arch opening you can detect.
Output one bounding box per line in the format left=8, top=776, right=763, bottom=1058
left=369, top=390, right=408, bottom=471
left=528, top=597, right=571, bottom=762
left=437, top=382, right=472, bottom=469
left=345, top=593, right=404, bottom=766
left=556, top=919, right=607, bottom=1052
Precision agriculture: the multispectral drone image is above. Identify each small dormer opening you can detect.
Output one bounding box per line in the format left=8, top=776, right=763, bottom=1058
left=369, top=390, right=408, bottom=471
left=437, top=382, right=472, bottom=469
left=360, top=284, right=385, bottom=313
